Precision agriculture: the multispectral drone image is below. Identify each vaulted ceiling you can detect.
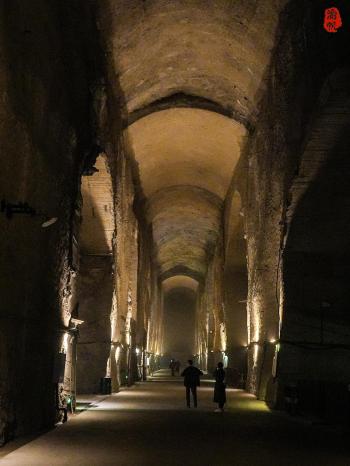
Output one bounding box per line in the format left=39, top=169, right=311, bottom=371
left=109, top=0, right=285, bottom=123
left=126, top=108, right=245, bottom=282
left=99, top=0, right=286, bottom=290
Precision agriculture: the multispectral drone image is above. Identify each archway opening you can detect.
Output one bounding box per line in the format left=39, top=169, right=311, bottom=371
left=162, top=282, right=197, bottom=368
left=75, top=154, right=115, bottom=394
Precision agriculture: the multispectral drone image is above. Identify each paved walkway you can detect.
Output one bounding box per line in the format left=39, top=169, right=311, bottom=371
left=0, top=370, right=348, bottom=466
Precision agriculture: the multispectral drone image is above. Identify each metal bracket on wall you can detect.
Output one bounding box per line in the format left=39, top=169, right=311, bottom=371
left=1, top=199, right=36, bottom=219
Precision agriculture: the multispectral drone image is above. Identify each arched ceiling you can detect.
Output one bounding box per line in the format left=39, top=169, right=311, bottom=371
left=80, top=156, right=114, bottom=255
left=146, top=186, right=222, bottom=279
left=104, top=0, right=286, bottom=291
left=125, top=109, right=245, bottom=285
left=126, top=108, right=246, bottom=198
left=109, top=0, right=286, bottom=123
left=162, top=275, right=199, bottom=294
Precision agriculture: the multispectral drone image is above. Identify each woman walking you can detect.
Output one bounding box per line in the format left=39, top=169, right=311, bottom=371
left=213, top=362, right=226, bottom=412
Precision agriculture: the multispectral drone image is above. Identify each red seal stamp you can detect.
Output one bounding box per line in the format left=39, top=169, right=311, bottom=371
left=324, top=7, right=342, bottom=33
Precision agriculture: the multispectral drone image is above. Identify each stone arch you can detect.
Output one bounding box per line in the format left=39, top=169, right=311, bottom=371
left=125, top=108, right=246, bottom=287
left=106, top=0, right=284, bottom=124
left=76, top=154, right=115, bottom=394
left=162, top=284, right=197, bottom=365
left=161, top=276, right=198, bottom=365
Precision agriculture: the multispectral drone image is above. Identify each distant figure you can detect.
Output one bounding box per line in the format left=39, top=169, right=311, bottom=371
left=169, top=359, right=176, bottom=376
left=181, top=360, right=203, bottom=408
left=213, top=362, right=226, bottom=412
left=175, top=360, right=181, bottom=375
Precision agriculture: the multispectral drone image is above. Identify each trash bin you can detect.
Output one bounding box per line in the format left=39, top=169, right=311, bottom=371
left=100, top=377, right=112, bottom=394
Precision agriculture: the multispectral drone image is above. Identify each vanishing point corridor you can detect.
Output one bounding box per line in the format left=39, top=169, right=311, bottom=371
left=0, top=370, right=347, bottom=466
left=1, top=1, right=350, bottom=465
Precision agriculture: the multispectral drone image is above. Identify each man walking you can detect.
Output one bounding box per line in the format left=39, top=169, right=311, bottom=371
left=181, top=360, right=203, bottom=408
left=169, top=359, right=176, bottom=376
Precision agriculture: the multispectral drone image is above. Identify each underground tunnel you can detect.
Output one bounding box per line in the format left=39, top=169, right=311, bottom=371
left=1, top=1, right=350, bottom=464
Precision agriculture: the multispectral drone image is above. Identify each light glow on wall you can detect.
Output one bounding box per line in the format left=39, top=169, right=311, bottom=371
left=115, top=345, right=121, bottom=363
left=253, top=342, right=259, bottom=367
left=61, top=332, right=69, bottom=354
left=110, top=291, right=118, bottom=343
left=250, top=296, right=261, bottom=343
left=105, top=357, right=111, bottom=378
left=125, top=289, right=133, bottom=346
left=271, top=341, right=280, bottom=378
left=219, top=322, right=227, bottom=352
left=247, top=304, right=251, bottom=344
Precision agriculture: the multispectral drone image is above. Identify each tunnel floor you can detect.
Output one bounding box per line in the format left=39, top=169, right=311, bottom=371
left=0, top=370, right=348, bottom=466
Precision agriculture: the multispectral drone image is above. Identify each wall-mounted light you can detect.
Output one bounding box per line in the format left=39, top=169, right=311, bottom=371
left=41, top=217, right=58, bottom=228
left=71, top=318, right=84, bottom=329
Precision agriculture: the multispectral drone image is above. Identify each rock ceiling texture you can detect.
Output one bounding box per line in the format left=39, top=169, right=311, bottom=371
left=97, top=0, right=285, bottom=290
left=162, top=275, right=199, bottom=294
left=127, top=109, right=246, bottom=199
left=126, top=108, right=246, bottom=283
left=110, top=0, right=285, bottom=123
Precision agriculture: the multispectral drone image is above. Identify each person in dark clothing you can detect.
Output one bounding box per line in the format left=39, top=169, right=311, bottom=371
left=181, top=360, right=203, bottom=408
left=169, top=359, right=176, bottom=376
left=213, top=362, right=226, bottom=412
